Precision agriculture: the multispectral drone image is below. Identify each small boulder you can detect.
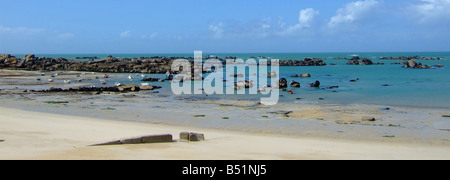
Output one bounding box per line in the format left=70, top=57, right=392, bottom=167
left=408, top=59, right=417, bottom=68
left=180, top=132, right=205, bottom=141
left=290, top=81, right=301, bottom=88
left=274, top=78, right=288, bottom=89
left=118, top=84, right=140, bottom=92
left=308, top=80, right=320, bottom=87
left=139, top=85, right=155, bottom=90
left=300, top=73, right=311, bottom=78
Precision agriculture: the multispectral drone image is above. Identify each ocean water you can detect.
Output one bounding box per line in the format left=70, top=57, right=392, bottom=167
left=11, top=52, right=450, bottom=108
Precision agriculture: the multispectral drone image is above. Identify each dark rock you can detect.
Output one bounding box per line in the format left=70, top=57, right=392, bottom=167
left=290, top=81, right=301, bottom=88
left=442, top=115, right=450, bottom=118
left=274, top=78, right=288, bottom=89
left=350, top=78, right=360, bottom=82
left=287, top=89, right=294, bottom=94
left=361, top=58, right=374, bottom=65
left=290, top=74, right=299, bottom=77
left=308, top=81, right=320, bottom=87
left=278, top=58, right=326, bottom=66
left=328, top=86, right=339, bottom=89
left=141, top=77, right=162, bottom=82
left=24, top=54, right=35, bottom=62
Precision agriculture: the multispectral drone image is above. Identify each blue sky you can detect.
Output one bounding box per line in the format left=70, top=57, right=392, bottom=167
left=1, top=0, right=450, bottom=54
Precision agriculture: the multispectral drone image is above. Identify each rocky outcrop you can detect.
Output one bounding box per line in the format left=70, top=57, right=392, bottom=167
left=403, top=60, right=431, bottom=69
left=0, top=54, right=328, bottom=74
left=0, top=54, right=175, bottom=74
left=347, top=57, right=383, bottom=65
left=278, top=58, right=326, bottom=66
left=142, top=77, right=164, bottom=82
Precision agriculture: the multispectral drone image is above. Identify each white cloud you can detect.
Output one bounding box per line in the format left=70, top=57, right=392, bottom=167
left=410, top=0, right=450, bottom=24
left=141, top=32, right=159, bottom=39
left=0, top=25, right=45, bottom=35
left=120, top=30, right=132, bottom=38
left=328, top=0, right=380, bottom=28
left=279, top=8, right=319, bottom=36
left=149, top=32, right=158, bottom=39
left=209, top=23, right=224, bottom=39
left=57, top=33, right=75, bottom=39
left=299, top=8, right=320, bottom=28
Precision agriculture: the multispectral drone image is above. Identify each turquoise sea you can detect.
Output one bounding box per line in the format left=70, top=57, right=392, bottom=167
left=11, top=52, right=450, bottom=108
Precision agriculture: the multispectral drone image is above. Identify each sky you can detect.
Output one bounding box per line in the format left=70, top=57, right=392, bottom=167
left=1, top=0, right=450, bottom=54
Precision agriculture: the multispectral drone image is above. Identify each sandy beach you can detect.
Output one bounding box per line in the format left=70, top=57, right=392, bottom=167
left=1, top=106, right=449, bottom=160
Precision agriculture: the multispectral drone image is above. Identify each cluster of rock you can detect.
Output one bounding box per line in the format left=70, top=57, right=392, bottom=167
left=291, top=73, right=311, bottom=78
left=1, top=54, right=329, bottom=75
left=380, top=56, right=444, bottom=60
left=277, top=58, right=326, bottom=66
left=347, top=57, right=384, bottom=65
left=402, top=60, right=432, bottom=69
left=142, top=77, right=165, bottom=82
left=38, top=83, right=161, bottom=93
left=0, top=54, right=176, bottom=74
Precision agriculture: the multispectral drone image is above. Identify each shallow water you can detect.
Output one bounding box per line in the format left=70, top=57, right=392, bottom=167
left=6, top=52, right=450, bottom=108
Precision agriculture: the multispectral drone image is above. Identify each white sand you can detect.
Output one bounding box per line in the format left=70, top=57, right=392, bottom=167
left=0, top=106, right=449, bottom=160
